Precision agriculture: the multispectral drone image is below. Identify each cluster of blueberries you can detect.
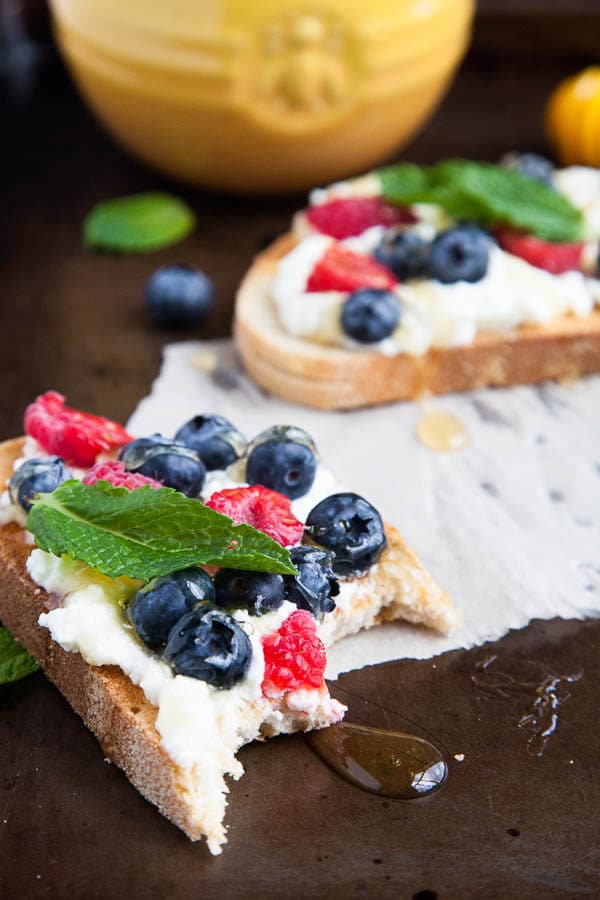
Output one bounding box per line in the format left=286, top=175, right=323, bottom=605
left=10, top=416, right=387, bottom=689
left=340, top=152, right=558, bottom=347
left=342, top=224, right=491, bottom=345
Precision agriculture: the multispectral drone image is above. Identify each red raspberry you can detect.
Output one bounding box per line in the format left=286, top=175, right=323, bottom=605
left=262, top=610, right=326, bottom=696
left=306, top=244, right=397, bottom=292
left=206, top=485, right=304, bottom=547
left=496, top=229, right=584, bottom=275
left=305, top=196, right=415, bottom=240
left=82, top=460, right=162, bottom=490
left=24, top=392, right=132, bottom=468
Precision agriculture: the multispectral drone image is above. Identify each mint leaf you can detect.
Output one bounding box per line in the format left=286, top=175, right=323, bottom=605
left=0, top=627, right=39, bottom=685
left=83, top=192, right=196, bottom=253
left=379, top=160, right=583, bottom=241
left=27, top=481, right=296, bottom=580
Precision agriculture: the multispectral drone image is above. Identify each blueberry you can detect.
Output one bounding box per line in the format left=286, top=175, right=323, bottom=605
left=175, top=415, right=246, bottom=471
left=131, top=568, right=215, bottom=649
left=341, top=289, right=400, bottom=343
left=305, top=493, right=387, bottom=576
left=144, top=265, right=214, bottom=328
left=374, top=230, right=430, bottom=280
left=163, top=605, right=252, bottom=688
left=246, top=426, right=317, bottom=500
left=119, top=435, right=206, bottom=497
left=284, top=546, right=340, bottom=617
left=427, top=225, right=489, bottom=284
left=213, top=569, right=285, bottom=616
left=9, top=456, right=70, bottom=512
left=500, top=152, right=555, bottom=186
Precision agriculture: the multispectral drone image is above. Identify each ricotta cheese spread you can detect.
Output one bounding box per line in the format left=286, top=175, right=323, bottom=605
left=273, top=165, right=600, bottom=356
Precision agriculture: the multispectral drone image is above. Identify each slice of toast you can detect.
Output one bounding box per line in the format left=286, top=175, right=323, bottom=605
left=235, top=234, right=600, bottom=410
left=0, top=437, right=455, bottom=853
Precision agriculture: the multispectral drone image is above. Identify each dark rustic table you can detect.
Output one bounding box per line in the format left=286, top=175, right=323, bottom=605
left=1, top=10, right=599, bottom=899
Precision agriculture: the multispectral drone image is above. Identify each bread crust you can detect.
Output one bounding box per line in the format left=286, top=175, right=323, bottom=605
left=234, top=234, right=600, bottom=409
left=0, top=437, right=454, bottom=844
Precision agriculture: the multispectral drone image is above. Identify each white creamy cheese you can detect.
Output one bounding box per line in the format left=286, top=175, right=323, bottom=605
left=272, top=229, right=597, bottom=357
left=554, top=166, right=600, bottom=239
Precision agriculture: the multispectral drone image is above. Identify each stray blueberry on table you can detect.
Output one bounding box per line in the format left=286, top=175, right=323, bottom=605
left=131, top=567, right=215, bottom=649
left=246, top=425, right=317, bottom=500
left=374, top=230, right=430, bottom=280
left=9, top=456, right=70, bottom=512
left=283, top=545, right=340, bottom=617
left=305, top=492, right=387, bottom=576
left=119, top=435, right=206, bottom=496
left=175, top=414, right=246, bottom=471
left=163, top=605, right=252, bottom=688
left=427, top=225, right=489, bottom=284
left=213, top=570, right=285, bottom=616
left=341, top=288, right=401, bottom=343
left=144, top=264, right=214, bottom=328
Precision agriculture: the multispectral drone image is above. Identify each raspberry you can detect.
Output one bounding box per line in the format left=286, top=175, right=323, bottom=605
left=262, top=610, right=326, bottom=696
left=82, top=460, right=162, bottom=490
left=305, top=197, right=415, bottom=240
left=206, top=485, right=304, bottom=547
left=24, top=392, right=132, bottom=468
left=496, top=229, right=584, bottom=275
left=306, top=244, right=397, bottom=293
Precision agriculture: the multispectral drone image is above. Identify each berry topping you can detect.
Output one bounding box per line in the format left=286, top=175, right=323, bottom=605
left=119, top=435, right=206, bottom=497
left=428, top=225, right=490, bottom=284
left=341, top=288, right=401, bottom=344
left=213, top=569, right=285, bottom=617
left=306, top=244, right=397, bottom=293
left=144, top=265, right=214, bottom=328
left=206, top=485, right=304, bottom=546
left=496, top=229, right=584, bottom=275
left=374, top=230, right=430, bottom=280
left=82, top=460, right=162, bottom=490
left=175, top=414, right=246, bottom=471
left=305, top=196, right=415, bottom=240
left=246, top=426, right=317, bottom=501
left=500, top=151, right=555, bottom=186
left=163, top=605, right=252, bottom=688
left=24, top=391, right=132, bottom=468
left=261, top=609, right=326, bottom=697
left=305, top=493, right=387, bottom=576
left=9, top=456, right=70, bottom=512
left=131, top=568, right=215, bottom=649
left=284, top=546, right=339, bottom=617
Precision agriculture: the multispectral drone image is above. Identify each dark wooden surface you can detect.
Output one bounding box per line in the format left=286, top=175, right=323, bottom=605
left=1, top=20, right=599, bottom=900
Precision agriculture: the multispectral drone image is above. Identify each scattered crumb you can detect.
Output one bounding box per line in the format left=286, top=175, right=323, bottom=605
left=453, top=753, right=465, bottom=762
left=569, top=759, right=574, bottom=764
left=190, top=349, right=219, bottom=372
left=36, top=875, right=41, bottom=880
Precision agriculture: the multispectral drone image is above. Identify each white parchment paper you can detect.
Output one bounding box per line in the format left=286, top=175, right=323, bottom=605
left=128, top=340, right=600, bottom=678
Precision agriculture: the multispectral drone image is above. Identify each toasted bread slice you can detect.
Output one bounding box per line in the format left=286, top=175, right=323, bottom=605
left=0, top=437, right=454, bottom=852
left=235, top=234, right=600, bottom=409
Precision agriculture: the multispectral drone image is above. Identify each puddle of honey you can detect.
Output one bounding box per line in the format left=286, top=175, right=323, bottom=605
left=190, top=349, right=219, bottom=372
left=308, top=721, right=448, bottom=799
left=416, top=407, right=468, bottom=452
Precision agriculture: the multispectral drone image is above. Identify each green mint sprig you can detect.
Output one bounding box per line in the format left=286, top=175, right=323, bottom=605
left=83, top=192, right=196, bottom=253
left=0, top=627, right=39, bottom=685
left=27, top=481, right=296, bottom=580
left=379, top=159, right=583, bottom=242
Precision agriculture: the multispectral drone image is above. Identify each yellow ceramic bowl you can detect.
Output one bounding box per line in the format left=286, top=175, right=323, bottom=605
left=50, top=0, right=474, bottom=193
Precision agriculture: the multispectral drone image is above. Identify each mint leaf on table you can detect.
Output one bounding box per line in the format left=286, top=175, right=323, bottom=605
left=379, top=160, right=583, bottom=242
left=27, top=481, right=296, bottom=580
left=0, top=627, right=39, bottom=686
left=83, top=192, right=196, bottom=253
